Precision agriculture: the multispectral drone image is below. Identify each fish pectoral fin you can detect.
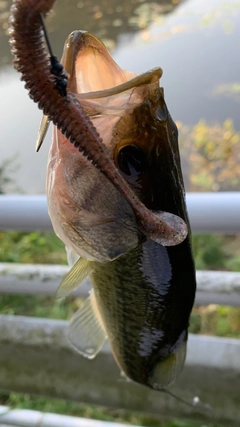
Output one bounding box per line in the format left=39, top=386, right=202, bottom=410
left=36, top=114, right=50, bottom=152
left=56, top=256, right=94, bottom=299
left=67, top=291, right=107, bottom=359
left=72, top=210, right=116, bottom=228
left=65, top=246, right=80, bottom=268
left=149, top=332, right=187, bottom=389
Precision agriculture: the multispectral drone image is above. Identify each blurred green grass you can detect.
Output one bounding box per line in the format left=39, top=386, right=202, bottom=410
left=0, top=391, right=220, bottom=427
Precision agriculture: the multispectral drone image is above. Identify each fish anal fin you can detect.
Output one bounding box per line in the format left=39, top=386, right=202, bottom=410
left=67, top=291, right=107, bottom=359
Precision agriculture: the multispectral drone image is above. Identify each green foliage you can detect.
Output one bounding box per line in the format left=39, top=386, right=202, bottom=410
left=0, top=231, right=66, bottom=264
left=189, top=305, right=240, bottom=339
left=0, top=293, right=79, bottom=319
left=192, top=234, right=226, bottom=270
left=179, top=119, right=240, bottom=192
left=224, top=236, right=240, bottom=271
left=192, top=234, right=240, bottom=272
left=0, top=391, right=220, bottom=427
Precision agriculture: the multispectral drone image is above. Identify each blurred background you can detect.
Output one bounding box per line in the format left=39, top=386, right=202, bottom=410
left=0, top=1, right=240, bottom=426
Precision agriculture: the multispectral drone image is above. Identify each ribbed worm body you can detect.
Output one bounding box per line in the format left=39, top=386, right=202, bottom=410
left=9, top=0, right=188, bottom=246
left=9, top=1, right=107, bottom=160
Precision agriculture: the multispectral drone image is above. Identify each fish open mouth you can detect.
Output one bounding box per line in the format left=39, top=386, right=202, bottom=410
left=61, top=31, right=163, bottom=100
left=58, top=31, right=188, bottom=248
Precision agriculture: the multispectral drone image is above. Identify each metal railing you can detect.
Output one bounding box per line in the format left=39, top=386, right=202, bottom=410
left=0, top=192, right=240, bottom=233
left=0, top=193, right=240, bottom=426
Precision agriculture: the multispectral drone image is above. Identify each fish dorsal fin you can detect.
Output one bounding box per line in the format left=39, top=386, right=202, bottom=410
left=67, top=291, right=107, bottom=359
left=57, top=256, right=93, bottom=299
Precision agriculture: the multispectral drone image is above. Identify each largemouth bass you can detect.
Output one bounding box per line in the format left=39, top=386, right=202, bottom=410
left=9, top=0, right=196, bottom=390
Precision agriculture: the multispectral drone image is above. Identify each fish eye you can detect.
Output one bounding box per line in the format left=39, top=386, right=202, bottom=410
left=117, top=144, right=148, bottom=177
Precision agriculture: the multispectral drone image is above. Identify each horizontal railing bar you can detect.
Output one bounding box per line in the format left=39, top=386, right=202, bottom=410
left=0, top=263, right=240, bottom=306
left=0, top=195, right=52, bottom=232
left=0, top=405, right=135, bottom=427
left=0, top=314, right=239, bottom=371
left=0, top=193, right=240, bottom=233
left=0, top=315, right=239, bottom=426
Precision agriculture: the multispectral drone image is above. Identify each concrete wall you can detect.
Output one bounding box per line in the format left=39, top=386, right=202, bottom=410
left=0, top=315, right=239, bottom=426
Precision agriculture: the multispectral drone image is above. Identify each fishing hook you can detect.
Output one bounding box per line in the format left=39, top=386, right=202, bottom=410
left=39, top=13, right=68, bottom=98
